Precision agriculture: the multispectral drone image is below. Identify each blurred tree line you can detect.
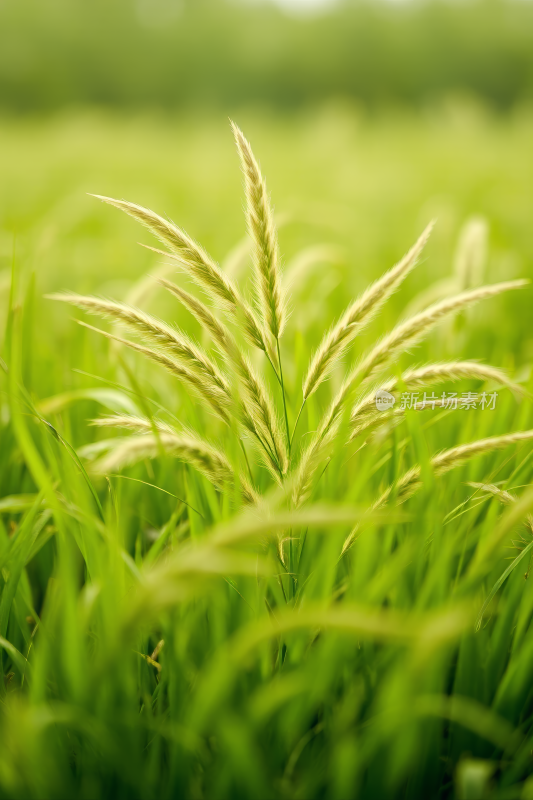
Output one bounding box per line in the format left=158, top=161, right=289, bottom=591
left=1, top=0, right=532, bottom=112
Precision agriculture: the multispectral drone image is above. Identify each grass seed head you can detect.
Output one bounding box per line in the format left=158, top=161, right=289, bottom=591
left=231, top=121, right=287, bottom=342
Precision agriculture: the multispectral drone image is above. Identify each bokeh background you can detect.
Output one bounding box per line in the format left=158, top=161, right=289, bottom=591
left=1, top=0, right=533, bottom=390
left=2, top=0, right=533, bottom=112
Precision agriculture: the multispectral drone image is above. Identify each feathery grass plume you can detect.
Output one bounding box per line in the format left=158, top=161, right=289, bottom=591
left=158, top=278, right=231, bottom=354
left=89, top=429, right=257, bottom=504
left=231, top=121, right=287, bottom=341
left=90, top=414, right=176, bottom=435
left=158, top=278, right=287, bottom=477
left=351, top=397, right=447, bottom=441
left=467, top=482, right=519, bottom=507
left=341, top=430, right=533, bottom=556
left=158, top=277, right=287, bottom=476
left=230, top=355, right=287, bottom=478
left=237, top=354, right=288, bottom=479
left=92, top=413, right=265, bottom=503
left=48, top=292, right=229, bottom=393
left=89, top=415, right=258, bottom=503
left=149, top=243, right=273, bottom=357
left=466, top=481, right=533, bottom=555
left=160, top=280, right=288, bottom=480
left=466, top=482, right=533, bottom=538
left=76, top=321, right=232, bottom=425
left=349, top=360, right=523, bottom=438
left=377, top=430, right=533, bottom=508
left=91, top=195, right=237, bottom=309
left=237, top=402, right=285, bottom=486
left=346, top=280, right=528, bottom=393
left=88, top=319, right=280, bottom=484
left=233, top=362, right=286, bottom=481
left=302, top=222, right=434, bottom=401
left=337, top=280, right=527, bottom=437
left=95, top=413, right=259, bottom=505
left=294, top=282, right=527, bottom=507
left=92, top=195, right=272, bottom=359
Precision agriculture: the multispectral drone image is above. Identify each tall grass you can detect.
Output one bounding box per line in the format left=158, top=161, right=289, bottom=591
left=2, top=116, right=533, bottom=799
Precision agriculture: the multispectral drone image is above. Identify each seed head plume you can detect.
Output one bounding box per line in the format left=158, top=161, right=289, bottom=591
left=91, top=195, right=236, bottom=308
left=350, top=360, right=523, bottom=438
left=78, top=316, right=283, bottom=478
left=159, top=277, right=287, bottom=476
left=159, top=279, right=231, bottom=354
left=303, top=222, right=434, bottom=400
left=341, top=429, right=533, bottom=555
left=75, top=320, right=232, bottom=425
left=87, top=422, right=258, bottom=504
left=347, top=280, right=528, bottom=391
left=90, top=414, right=176, bottom=435
left=48, top=292, right=229, bottom=393
left=91, top=194, right=272, bottom=357
left=467, top=482, right=520, bottom=508
left=351, top=396, right=447, bottom=441
left=293, top=281, right=527, bottom=508
left=81, top=274, right=284, bottom=478
left=236, top=354, right=288, bottom=480
left=231, top=121, right=287, bottom=341
left=308, top=279, right=530, bottom=457
left=464, top=484, right=533, bottom=541
left=378, top=430, right=533, bottom=509
left=60, top=141, right=529, bottom=581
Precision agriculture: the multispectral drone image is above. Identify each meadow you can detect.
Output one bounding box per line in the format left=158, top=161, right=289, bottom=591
left=2, top=104, right=533, bottom=798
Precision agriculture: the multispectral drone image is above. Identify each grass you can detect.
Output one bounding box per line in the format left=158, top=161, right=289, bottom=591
left=2, top=105, right=533, bottom=798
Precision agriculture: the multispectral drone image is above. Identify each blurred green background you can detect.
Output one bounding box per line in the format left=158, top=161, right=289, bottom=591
left=1, top=0, right=533, bottom=112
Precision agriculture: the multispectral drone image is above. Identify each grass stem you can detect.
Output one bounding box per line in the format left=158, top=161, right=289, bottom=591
left=277, top=338, right=291, bottom=458
left=290, top=398, right=306, bottom=451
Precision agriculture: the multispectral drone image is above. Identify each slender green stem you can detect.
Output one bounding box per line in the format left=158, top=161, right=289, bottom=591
left=276, top=338, right=291, bottom=457
left=265, top=350, right=282, bottom=386
left=239, top=438, right=253, bottom=482
left=19, top=385, right=106, bottom=522
left=109, top=475, right=202, bottom=517
left=278, top=573, right=288, bottom=605
left=290, top=398, right=306, bottom=450
left=289, top=533, right=293, bottom=600
left=248, top=423, right=283, bottom=480
left=254, top=426, right=278, bottom=469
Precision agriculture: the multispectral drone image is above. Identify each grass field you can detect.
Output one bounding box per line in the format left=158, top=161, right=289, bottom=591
left=2, top=105, right=533, bottom=799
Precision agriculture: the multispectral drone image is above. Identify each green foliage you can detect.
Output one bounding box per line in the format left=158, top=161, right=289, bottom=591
left=2, top=108, right=533, bottom=798
left=1, top=0, right=533, bottom=112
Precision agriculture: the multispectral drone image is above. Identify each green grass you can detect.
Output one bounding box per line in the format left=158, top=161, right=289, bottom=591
left=2, top=105, right=533, bottom=799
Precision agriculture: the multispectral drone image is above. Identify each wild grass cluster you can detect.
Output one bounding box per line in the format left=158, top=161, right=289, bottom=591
left=2, top=116, right=533, bottom=799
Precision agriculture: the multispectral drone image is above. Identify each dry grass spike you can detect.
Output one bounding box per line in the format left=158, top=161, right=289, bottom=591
left=231, top=121, right=287, bottom=342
